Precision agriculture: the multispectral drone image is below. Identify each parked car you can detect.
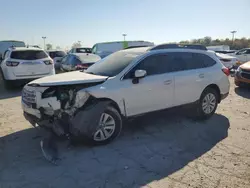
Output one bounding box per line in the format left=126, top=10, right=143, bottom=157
left=60, top=53, right=101, bottom=72
left=215, top=53, right=241, bottom=69
left=22, top=45, right=230, bottom=145
left=92, top=41, right=154, bottom=58
left=68, top=47, right=92, bottom=54
left=235, top=61, right=250, bottom=87
left=207, top=45, right=230, bottom=51
left=231, top=48, right=250, bottom=63
left=0, top=47, right=55, bottom=88
left=47, top=50, right=66, bottom=70
left=215, top=50, right=236, bottom=54
left=0, top=40, right=25, bottom=61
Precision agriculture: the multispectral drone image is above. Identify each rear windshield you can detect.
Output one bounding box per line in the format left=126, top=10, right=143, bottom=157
left=49, top=51, right=66, bottom=58
left=11, top=50, right=48, bottom=60
left=76, top=48, right=92, bottom=53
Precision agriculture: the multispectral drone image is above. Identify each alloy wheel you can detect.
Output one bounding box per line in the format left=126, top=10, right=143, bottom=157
left=93, top=113, right=116, bottom=141
left=202, top=93, right=216, bottom=114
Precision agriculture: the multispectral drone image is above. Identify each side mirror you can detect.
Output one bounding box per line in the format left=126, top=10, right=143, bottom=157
left=132, top=70, right=147, bottom=84
left=134, top=70, right=147, bottom=78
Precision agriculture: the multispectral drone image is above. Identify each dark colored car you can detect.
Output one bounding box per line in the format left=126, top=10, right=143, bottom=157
left=68, top=47, right=92, bottom=54
left=59, top=53, right=101, bottom=72
left=47, top=50, right=67, bottom=70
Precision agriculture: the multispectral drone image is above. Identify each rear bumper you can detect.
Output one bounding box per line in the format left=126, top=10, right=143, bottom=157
left=3, top=68, right=55, bottom=80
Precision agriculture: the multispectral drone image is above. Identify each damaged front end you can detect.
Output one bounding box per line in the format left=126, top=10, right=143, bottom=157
left=22, top=81, right=105, bottom=139
left=22, top=81, right=109, bottom=164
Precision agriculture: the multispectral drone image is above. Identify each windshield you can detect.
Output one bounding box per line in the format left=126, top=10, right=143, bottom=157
left=85, top=51, right=140, bottom=77
left=11, top=50, right=48, bottom=60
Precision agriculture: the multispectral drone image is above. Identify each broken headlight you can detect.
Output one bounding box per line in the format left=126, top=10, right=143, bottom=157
left=42, top=88, right=56, bottom=98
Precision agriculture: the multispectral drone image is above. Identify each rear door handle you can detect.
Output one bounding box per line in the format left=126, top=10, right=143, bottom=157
left=199, top=74, right=204, bottom=78
left=164, top=80, right=172, bottom=85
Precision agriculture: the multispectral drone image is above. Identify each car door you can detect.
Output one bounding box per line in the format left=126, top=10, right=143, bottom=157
left=60, top=55, right=70, bottom=71
left=120, top=53, right=175, bottom=116
left=171, top=52, right=207, bottom=106
left=69, top=56, right=82, bottom=71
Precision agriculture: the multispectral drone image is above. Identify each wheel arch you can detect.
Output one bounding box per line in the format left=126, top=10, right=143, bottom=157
left=96, top=97, right=126, bottom=117
left=203, top=84, right=221, bottom=103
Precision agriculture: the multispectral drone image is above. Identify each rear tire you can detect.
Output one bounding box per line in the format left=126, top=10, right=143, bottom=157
left=194, top=88, right=219, bottom=120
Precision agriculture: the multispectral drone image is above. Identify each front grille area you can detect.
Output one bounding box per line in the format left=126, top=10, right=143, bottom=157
left=241, top=72, right=250, bottom=80
left=242, top=69, right=250, bottom=74
left=22, top=88, right=36, bottom=104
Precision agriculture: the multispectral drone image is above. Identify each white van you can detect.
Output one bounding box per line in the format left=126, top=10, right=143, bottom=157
left=92, top=41, right=154, bottom=58
left=0, top=40, right=25, bottom=60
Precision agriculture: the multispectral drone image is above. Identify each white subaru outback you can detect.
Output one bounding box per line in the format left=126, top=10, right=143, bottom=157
left=22, top=45, right=230, bottom=145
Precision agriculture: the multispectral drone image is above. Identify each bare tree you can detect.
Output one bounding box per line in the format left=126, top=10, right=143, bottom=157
left=72, top=42, right=81, bottom=48
left=46, top=44, right=53, bottom=50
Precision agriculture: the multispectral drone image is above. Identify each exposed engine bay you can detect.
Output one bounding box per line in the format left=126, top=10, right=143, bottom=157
left=22, top=81, right=112, bottom=164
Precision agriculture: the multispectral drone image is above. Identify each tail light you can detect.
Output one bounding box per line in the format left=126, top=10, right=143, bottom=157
left=44, top=60, right=53, bottom=65
left=222, top=67, right=230, bottom=76
left=75, top=63, right=94, bottom=70
left=6, top=61, right=19, bottom=66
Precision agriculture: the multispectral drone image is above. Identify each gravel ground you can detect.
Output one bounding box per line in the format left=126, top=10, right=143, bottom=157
left=0, top=78, right=250, bottom=188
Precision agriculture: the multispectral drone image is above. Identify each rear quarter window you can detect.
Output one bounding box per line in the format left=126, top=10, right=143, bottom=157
left=193, top=53, right=217, bottom=67
left=11, top=50, right=48, bottom=60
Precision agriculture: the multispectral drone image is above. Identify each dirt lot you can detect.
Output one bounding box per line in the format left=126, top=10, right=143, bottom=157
left=0, top=78, right=250, bottom=188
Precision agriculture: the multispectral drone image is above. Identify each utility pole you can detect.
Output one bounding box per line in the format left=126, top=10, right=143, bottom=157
left=230, top=31, right=237, bottom=45
left=42, top=36, right=47, bottom=50
left=122, top=34, right=127, bottom=42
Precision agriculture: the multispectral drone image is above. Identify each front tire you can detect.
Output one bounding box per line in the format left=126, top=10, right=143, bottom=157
left=92, top=106, right=122, bottom=145
left=195, top=88, right=219, bottom=120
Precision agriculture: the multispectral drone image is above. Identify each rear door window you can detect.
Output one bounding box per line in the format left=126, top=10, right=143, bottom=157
left=69, top=56, right=82, bottom=66
left=11, top=50, right=48, bottom=60
left=61, top=55, right=69, bottom=64
left=167, top=52, right=214, bottom=72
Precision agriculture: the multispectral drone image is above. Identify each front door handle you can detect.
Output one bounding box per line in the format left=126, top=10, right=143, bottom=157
left=164, top=80, right=172, bottom=85
left=199, top=74, right=204, bottom=78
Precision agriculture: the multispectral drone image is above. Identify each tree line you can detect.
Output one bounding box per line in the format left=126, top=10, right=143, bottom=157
left=179, top=36, right=250, bottom=50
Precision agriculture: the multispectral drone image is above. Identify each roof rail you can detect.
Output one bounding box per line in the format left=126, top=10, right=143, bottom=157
left=149, top=43, right=207, bottom=51
left=124, top=45, right=151, bottom=49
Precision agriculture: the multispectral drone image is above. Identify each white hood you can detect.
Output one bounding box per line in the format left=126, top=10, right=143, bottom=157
left=29, top=71, right=108, bottom=86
